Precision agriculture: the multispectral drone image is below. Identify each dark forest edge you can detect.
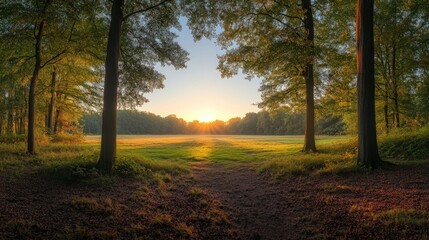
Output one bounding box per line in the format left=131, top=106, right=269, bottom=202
left=82, top=109, right=346, bottom=135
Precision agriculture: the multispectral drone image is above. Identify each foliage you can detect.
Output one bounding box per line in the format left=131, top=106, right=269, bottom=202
left=378, top=127, right=429, bottom=160
left=259, top=127, right=429, bottom=178
left=82, top=109, right=345, bottom=135
left=0, top=135, right=26, bottom=144
left=0, top=0, right=106, bottom=140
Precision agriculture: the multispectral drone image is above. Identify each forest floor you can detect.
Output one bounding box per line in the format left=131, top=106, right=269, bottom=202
left=0, top=135, right=429, bottom=239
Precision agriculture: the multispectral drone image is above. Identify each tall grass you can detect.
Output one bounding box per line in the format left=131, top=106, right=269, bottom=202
left=259, top=128, right=429, bottom=178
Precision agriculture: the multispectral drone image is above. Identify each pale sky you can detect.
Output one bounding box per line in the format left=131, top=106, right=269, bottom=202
left=138, top=21, right=262, bottom=122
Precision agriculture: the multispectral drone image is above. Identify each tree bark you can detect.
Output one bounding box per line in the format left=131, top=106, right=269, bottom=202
left=391, top=44, right=400, bottom=128
left=7, top=89, right=14, bottom=135
left=19, top=88, right=27, bottom=135
left=27, top=19, right=46, bottom=154
left=356, top=0, right=381, bottom=168
left=301, top=0, right=316, bottom=152
left=97, top=0, right=124, bottom=174
left=384, top=83, right=389, bottom=134
left=47, top=68, right=57, bottom=135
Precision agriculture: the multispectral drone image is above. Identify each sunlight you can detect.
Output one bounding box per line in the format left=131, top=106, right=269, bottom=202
left=200, top=115, right=215, bottom=123
left=198, top=110, right=216, bottom=123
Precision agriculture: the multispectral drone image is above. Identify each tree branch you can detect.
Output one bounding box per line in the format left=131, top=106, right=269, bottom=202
left=123, top=0, right=171, bottom=21
left=41, top=50, right=66, bottom=68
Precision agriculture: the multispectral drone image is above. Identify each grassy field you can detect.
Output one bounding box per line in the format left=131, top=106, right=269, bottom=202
left=86, top=134, right=353, bottom=175
left=1, top=133, right=429, bottom=239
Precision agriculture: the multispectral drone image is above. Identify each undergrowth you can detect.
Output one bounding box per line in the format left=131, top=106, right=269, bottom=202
left=379, top=127, right=429, bottom=161
left=259, top=128, right=429, bottom=178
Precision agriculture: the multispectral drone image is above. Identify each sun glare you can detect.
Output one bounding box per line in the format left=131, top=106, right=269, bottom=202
left=200, top=115, right=215, bottom=123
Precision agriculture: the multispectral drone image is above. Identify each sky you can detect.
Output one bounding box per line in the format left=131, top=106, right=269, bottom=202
left=138, top=21, right=262, bottom=122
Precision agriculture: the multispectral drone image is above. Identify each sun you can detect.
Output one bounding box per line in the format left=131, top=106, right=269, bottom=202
left=200, top=115, right=215, bottom=123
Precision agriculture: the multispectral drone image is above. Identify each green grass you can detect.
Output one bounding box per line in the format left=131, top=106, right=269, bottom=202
left=1, top=130, right=428, bottom=181
left=379, top=127, right=429, bottom=161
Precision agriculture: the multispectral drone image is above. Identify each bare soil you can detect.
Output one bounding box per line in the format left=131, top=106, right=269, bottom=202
left=1, top=162, right=429, bottom=239
left=193, top=163, right=429, bottom=240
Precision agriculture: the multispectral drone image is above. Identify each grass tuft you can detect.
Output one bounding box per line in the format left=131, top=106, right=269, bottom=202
left=70, top=197, right=115, bottom=216
left=373, top=208, right=429, bottom=226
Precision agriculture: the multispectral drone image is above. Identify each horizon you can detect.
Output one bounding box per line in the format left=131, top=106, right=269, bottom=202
left=139, top=18, right=262, bottom=122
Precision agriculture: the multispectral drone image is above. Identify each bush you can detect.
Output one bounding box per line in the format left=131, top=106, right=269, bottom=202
left=0, top=135, right=26, bottom=144
left=47, top=154, right=100, bottom=182
left=379, top=127, right=429, bottom=160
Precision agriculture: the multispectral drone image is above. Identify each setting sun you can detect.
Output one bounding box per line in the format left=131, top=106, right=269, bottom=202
left=200, top=115, right=214, bottom=123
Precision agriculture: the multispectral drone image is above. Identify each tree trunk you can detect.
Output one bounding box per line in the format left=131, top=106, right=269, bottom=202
left=301, top=0, right=316, bottom=152
left=391, top=44, right=400, bottom=128
left=356, top=0, right=381, bottom=168
left=97, top=0, right=124, bottom=174
left=7, top=90, right=14, bottom=135
left=0, top=115, right=3, bottom=136
left=384, top=83, right=389, bottom=134
left=27, top=19, right=46, bottom=154
left=20, top=89, right=27, bottom=135
left=47, top=68, right=57, bottom=135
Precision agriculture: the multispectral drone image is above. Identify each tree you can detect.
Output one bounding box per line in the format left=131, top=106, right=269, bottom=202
left=27, top=0, right=53, bottom=154
left=356, top=0, right=381, bottom=168
left=1, top=0, right=106, bottom=153
left=374, top=0, right=429, bottom=132
left=193, top=0, right=318, bottom=151
left=97, top=0, right=188, bottom=173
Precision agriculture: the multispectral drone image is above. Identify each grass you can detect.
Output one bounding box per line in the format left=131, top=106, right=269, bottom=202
left=1, top=130, right=428, bottom=181
left=373, top=208, right=429, bottom=226
left=1, top=132, right=428, bottom=239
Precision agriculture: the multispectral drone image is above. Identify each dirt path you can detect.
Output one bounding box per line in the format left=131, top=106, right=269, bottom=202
left=192, top=162, right=429, bottom=240
left=192, top=163, right=313, bottom=240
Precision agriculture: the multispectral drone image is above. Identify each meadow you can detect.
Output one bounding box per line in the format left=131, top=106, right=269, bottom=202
left=0, top=132, right=429, bottom=239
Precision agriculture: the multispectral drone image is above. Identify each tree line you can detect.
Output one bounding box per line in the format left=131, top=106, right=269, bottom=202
left=1, top=0, right=428, bottom=172
left=82, top=110, right=345, bottom=135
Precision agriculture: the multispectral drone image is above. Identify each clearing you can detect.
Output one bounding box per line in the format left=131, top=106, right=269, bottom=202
left=0, top=135, right=428, bottom=239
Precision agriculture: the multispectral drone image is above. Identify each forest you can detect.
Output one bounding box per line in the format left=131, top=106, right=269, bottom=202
left=1, top=0, right=429, bottom=239
left=82, top=110, right=345, bottom=135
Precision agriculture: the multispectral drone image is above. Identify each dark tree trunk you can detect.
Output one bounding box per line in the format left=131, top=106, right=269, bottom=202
left=356, top=0, right=381, bottom=168
left=384, top=83, right=389, bottom=134
left=301, top=0, right=316, bottom=152
left=7, top=90, right=14, bottom=135
left=97, top=0, right=124, bottom=174
left=384, top=101, right=389, bottom=134
left=0, top=114, right=3, bottom=135
left=53, top=91, right=62, bottom=134
left=47, top=69, right=57, bottom=135
left=27, top=19, right=46, bottom=154
left=391, top=44, right=400, bottom=128
left=20, top=89, right=27, bottom=135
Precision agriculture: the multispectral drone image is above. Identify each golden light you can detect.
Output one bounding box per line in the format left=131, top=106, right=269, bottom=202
left=200, top=115, right=215, bottom=123
left=198, top=110, right=216, bottom=123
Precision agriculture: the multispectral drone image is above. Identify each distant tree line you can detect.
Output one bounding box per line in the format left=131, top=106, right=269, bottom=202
left=82, top=110, right=345, bottom=135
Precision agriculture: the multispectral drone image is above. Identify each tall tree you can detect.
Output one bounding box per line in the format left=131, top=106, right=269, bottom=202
left=27, top=0, right=52, bottom=154
left=356, top=0, right=381, bottom=168
left=374, top=0, right=429, bottom=132
left=1, top=0, right=107, bottom=151
left=97, top=0, right=188, bottom=173
left=188, top=0, right=319, bottom=152
left=301, top=0, right=316, bottom=152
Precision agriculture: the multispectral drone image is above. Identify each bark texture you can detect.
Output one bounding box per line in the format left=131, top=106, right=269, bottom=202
left=27, top=19, right=46, bottom=154
left=302, top=0, right=316, bottom=152
left=356, top=0, right=381, bottom=168
left=47, top=69, right=57, bottom=135
left=97, top=0, right=124, bottom=174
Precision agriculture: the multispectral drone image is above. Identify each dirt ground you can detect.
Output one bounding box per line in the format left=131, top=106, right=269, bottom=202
left=1, top=162, right=429, bottom=239
left=193, top=162, right=429, bottom=239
